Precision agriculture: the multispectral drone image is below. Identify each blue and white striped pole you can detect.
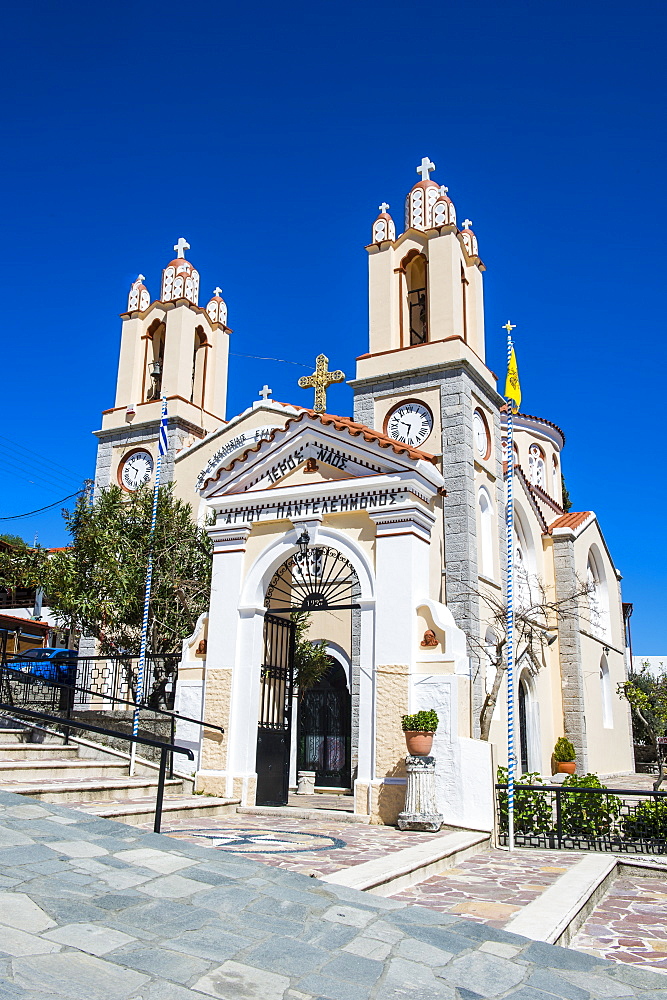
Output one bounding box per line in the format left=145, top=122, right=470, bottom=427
left=505, top=329, right=516, bottom=851
left=130, top=395, right=168, bottom=775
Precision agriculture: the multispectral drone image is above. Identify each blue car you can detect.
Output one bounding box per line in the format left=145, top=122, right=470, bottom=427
left=5, top=647, right=78, bottom=685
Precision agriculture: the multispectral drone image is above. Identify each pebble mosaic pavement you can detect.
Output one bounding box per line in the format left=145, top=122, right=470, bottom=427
left=2, top=789, right=667, bottom=999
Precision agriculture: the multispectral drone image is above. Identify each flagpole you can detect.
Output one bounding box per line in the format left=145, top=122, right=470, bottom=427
left=503, top=322, right=517, bottom=852
left=129, top=394, right=167, bottom=777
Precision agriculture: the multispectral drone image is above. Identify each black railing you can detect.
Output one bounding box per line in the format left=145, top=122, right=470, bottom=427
left=0, top=702, right=193, bottom=832
left=74, top=653, right=180, bottom=710
left=0, top=662, right=223, bottom=776
left=496, top=782, right=667, bottom=854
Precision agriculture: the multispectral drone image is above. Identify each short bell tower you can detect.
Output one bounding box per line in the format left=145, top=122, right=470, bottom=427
left=93, top=239, right=230, bottom=496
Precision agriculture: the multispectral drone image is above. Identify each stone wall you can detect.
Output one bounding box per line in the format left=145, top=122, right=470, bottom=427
left=553, top=532, right=589, bottom=772
left=372, top=662, right=409, bottom=824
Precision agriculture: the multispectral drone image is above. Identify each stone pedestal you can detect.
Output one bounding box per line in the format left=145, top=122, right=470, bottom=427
left=296, top=770, right=316, bottom=795
left=397, top=755, right=443, bottom=832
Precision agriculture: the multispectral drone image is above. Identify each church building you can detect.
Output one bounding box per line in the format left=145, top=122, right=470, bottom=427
left=93, top=159, right=634, bottom=829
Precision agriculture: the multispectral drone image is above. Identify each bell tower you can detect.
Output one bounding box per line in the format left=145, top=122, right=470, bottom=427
left=350, top=160, right=505, bottom=723
left=93, top=239, right=230, bottom=495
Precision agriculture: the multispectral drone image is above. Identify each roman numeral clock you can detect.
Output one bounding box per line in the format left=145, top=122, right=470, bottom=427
left=385, top=401, right=433, bottom=448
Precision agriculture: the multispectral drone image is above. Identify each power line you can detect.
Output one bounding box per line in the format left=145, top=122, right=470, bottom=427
left=0, top=490, right=83, bottom=521
left=0, top=435, right=84, bottom=485
left=0, top=452, right=84, bottom=496
left=230, top=352, right=312, bottom=369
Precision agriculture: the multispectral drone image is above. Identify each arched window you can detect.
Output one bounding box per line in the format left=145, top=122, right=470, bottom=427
left=146, top=320, right=165, bottom=401
left=191, top=327, right=208, bottom=407
left=478, top=487, right=494, bottom=579
left=600, top=655, right=613, bottom=728
left=528, top=444, right=546, bottom=488
left=587, top=548, right=610, bottom=639
left=404, top=252, right=428, bottom=345
left=514, top=509, right=533, bottom=609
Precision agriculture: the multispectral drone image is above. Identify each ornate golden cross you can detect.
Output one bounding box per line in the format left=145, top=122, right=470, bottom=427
left=298, top=354, right=346, bottom=412
left=502, top=321, right=516, bottom=334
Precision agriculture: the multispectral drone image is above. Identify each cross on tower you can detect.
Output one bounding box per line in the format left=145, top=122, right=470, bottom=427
left=137, top=274, right=145, bottom=282
left=298, top=354, right=346, bottom=413
left=416, top=156, right=435, bottom=181
left=173, top=237, right=190, bottom=259
left=379, top=202, right=390, bottom=214
left=438, top=185, right=448, bottom=196
left=213, top=286, right=223, bottom=297
left=502, top=321, right=516, bottom=335
left=259, top=384, right=272, bottom=401
left=462, top=219, right=473, bottom=230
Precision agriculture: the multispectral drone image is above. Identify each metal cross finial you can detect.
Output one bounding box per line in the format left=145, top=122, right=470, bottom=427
left=416, top=156, right=436, bottom=181
left=298, top=354, right=346, bottom=413
left=173, top=237, right=190, bottom=259
left=439, top=185, right=449, bottom=196
left=503, top=321, right=516, bottom=334
left=462, top=219, right=473, bottom=230
left=259, top=384, right=272, bottom=401
left=213, top=286, right=223, bottom=297
left=379, top=202, right=390, bottom=213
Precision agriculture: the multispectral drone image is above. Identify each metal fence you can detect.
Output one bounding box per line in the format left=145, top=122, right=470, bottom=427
left=496, top=782, right=667, bottom=854
left=74, top=654, right=179, bottom=710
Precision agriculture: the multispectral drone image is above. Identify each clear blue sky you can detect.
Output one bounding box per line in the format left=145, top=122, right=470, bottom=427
left=1, top=0, right=665, bottom=650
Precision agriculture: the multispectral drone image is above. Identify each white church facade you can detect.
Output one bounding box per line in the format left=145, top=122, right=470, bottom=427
left=93, top=160, right=634, bottom=829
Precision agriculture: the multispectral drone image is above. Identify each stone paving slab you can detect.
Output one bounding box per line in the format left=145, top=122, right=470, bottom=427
left=1, top=791, right=667, bottom=999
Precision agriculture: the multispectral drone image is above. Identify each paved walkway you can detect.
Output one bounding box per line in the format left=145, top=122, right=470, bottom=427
left=572, top=873, right=667, bottom=972
left=2, top=790, right=667, bottom=999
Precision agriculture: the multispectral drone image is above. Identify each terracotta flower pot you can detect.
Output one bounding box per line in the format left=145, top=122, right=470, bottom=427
left=404, top=731, right=434, bottom=756
left=556, top=761, right=576, bottom=775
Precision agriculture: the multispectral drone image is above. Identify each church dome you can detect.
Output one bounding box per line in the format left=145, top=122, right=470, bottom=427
left=404, top=157, right=456, bottom=232
left=127, top=274, right=150, bottom=313
left=371, top=203, right=396, bottom=244
left=206, top=287, right=228, bottom=327
left=161, top=238, right=200, bottom=305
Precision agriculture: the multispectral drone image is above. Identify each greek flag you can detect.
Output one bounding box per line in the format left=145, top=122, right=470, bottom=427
left=158, top=400, right=168, bottom=457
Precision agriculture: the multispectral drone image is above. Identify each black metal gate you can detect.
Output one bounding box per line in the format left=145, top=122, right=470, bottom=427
left=298, top=659, right=351, bottom=788
left=256, top=613, right=295, bottom=806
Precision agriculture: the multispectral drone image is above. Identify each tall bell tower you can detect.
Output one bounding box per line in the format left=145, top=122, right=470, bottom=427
left=351, top=159, right=505, bottom=709
left=93, top=239, right=230, bottom=496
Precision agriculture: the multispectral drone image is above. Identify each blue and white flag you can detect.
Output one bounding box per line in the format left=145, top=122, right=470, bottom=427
left=158, top=399, right=168, bottom=457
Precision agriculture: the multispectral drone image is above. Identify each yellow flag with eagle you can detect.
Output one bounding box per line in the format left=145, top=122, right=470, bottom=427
left=505, top=346, right=521, bottom=413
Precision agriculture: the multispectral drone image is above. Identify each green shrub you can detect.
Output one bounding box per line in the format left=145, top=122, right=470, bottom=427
left=401, top=709, right=439, bottom=733
left=553, top=737, right=576, bottom=762
left=560, top=773, right=621, bottom=838
left=496, top=767, right=552, bottom=835
left=621, top=798, right=667, bottom=841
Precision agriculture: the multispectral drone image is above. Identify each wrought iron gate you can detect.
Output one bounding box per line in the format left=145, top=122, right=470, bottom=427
left=256, top=613, right=295, bottom=806
left=298, top=659, right=351, bottom=788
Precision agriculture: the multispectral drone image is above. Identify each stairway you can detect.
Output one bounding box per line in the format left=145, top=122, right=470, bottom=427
left=0, top=723, right=239, bottom=826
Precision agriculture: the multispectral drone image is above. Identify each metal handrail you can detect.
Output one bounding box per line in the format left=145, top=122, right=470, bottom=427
left=0, top=702, right=194, bottom=833
left=1, top=661, right=224, bottom=735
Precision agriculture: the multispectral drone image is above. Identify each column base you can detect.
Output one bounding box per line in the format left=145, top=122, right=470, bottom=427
left=397, top=812, right=444, bottom=832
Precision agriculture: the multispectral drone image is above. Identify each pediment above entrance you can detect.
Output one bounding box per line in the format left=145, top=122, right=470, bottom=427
left=199, top=409, right=440, bottom=499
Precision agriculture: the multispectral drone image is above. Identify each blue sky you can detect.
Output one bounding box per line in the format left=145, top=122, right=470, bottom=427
left=1, top=0, right=665, bottom=650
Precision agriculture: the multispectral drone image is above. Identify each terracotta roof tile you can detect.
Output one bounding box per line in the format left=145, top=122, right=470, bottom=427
left=549, top=511, right=593, bottom=533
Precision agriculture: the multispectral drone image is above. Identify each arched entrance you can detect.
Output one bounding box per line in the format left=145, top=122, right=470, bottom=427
left=256, top=545, right=359, bottom=806
left=297, top=656, right=351, bottom=788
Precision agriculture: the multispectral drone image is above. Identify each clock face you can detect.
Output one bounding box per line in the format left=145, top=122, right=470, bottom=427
left=473, top=410, right=490, bottom=459
left=120, top=450, right=154, bottom=491
left=386, top=402, right=433, bottom=447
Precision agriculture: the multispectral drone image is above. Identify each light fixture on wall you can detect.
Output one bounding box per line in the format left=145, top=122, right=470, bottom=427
left=603, top=645, right=610, bottom=656
left=297, top=529, right=310, bottom=561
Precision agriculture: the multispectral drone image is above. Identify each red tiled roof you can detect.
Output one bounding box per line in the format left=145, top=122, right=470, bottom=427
left=548, top=511, right=593, bottom=533
left=201, top=409, right=436, bottom=490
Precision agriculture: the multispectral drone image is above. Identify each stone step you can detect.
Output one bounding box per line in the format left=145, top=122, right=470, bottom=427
left=0, top=744, right=81, bottom=760
left=321, top=828, right=491, bottom=895
left=2, top=775, right=183, bottom=803
left=75, top=795, right=242, bottom=825
left=238, top=804, right=371, bottom=824
left=0, top=759, right=128, bottom=782
left=0, top=728, right=30, bottom=744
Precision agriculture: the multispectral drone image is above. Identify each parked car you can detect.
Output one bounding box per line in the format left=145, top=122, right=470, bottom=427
left=4, top=647, right=78, bottom=685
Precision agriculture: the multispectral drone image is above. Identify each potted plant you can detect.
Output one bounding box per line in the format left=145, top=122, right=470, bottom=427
left=401, top=709, right=439, bottom=756
left=553, top=736, right=576, bottom=774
